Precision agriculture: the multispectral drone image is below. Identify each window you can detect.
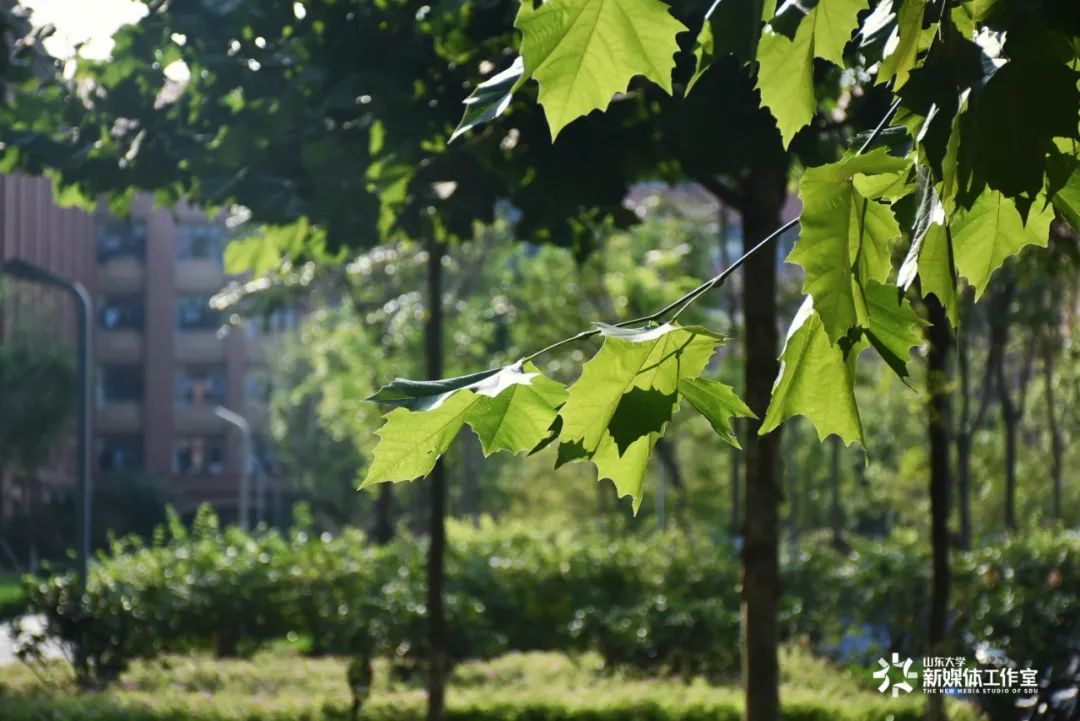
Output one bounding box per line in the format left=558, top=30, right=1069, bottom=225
left=173, top=436, right=226, bottom=476
left=98, top=222, right=146, bottom=263
left=174, top=365, right=227, bottom=407
left=99, top=294, right=145, bottom=330
left=96, top=435, right=143, bottom=472
left=176, top=295, right=221, bottom=331
left=177, top=223, right=226, bottom=263
left=98, top=365, right=143, bottom=406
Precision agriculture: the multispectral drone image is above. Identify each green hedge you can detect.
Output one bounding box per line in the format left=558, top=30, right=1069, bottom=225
left=0, top=649, right=984, bottom=721
left=20, top=507, right=1079, bottom=687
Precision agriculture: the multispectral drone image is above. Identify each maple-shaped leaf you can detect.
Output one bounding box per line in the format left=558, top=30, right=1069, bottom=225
left=363, top=363, right=567, bottom=485
left=950, top=189, right=1054, bottom=298
left=516, top=0, right=687, bottom=139
left=876, top=0, right=927, bottom=90
left=360, top=391, right=478, bottom=487
left=560, top=323, right=722, bottom=454
left=557, top=323, right=723, bottom=511
left=863, top=280, right=927, bottom=381
left=756, top=0, right=868, bottom=146
left=592, top=431, right=657, bottom=514
left=678, top=378, right=756, bottom=448
left=788, top=148, right=910, bottom=344
left=760, top=297, right=865, bottom=446
left=467, top=365, right=569, bottom=457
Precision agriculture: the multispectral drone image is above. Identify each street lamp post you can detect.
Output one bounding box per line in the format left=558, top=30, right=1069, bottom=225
left=214, top=406, right=252, bottom=530
left=0, top=258, right=93, bottom=582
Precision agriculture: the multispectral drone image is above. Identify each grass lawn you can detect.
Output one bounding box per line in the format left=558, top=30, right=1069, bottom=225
left=0, top=645, right=984, bottom=721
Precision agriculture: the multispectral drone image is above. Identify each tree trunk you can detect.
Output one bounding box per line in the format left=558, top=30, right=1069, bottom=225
left=373, top=484, right=394, bottom=545
left=1043, top=337, right=1063, bottom=521
left=720, top=208, right=742, bottom=539
left=738, top=170, right=785, bottom=721
left=954, top=324, right=973, bottom=550
left=925, top=295, right=952, bottom=721
left=655, top=437, right=688, bottom=527
left=424, top=240, right=448, bottom=721
left=829, top=436, right=845, bottom=550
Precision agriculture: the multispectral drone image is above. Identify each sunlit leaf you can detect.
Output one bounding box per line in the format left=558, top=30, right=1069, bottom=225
left=516, top=0, right=687, bottom=139
left=678, top=378, right=756, bottom=448
left=760, top=297, right=865, bottom=445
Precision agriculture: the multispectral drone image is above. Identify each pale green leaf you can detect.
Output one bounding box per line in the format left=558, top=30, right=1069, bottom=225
left=789, top=149, right=909, bottom=343
left=950, top=190, right=1054, bottom=298
left=360, top=391, right=478, bottom=487
left=466, top=366, right=568, bottom=457
left=760, top=297, right=865, bottom=445
left=1053, top=167, right=1080, bottom=231
left=559, top=323, right=722, bottom=455
left=516, top=0, right=687, bottom=139
left=368, top=363, right=542, bottom=411
left=876, top=0, right=926, bottom=89
left=557, top=323, right=722, bottom=510
left=592, top=431, right=657, bottom=514
left=863, top=280, right=927, bottom=380
left=756, top=0, right=867, bottom=146
left=678, top=378, right=756, bottom=448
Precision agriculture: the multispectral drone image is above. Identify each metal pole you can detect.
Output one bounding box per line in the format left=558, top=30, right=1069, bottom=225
left=214, top=406, right=251, bottom=530
left=71, top=281, right=93, bottom=582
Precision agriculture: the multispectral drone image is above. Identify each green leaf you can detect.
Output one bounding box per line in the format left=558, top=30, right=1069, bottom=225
left=367, top=368, right=502, bottom=411
left=450, top=57, right=525, bottom=143
left=755, top=0, right=868, bottom=146
left=466, top=366, right=568, bottom=457
left=897, top=169, right=957, bottom=323
left=678, top=378, right=756, bottom=448
left=360, top=391, right=479, bottom=487
left=950, top=189, right=1054, bottom=298
left=592, top=431, right=657, bottom=514
left=760, top=298, right=865, bottom=445
left=1053, top=168, right=1080, bottom=231
left=876, top=0, right=927, bottom=90
left=863, top=280, right=927, bottom=381
left=788, top=148, right=909, bottom=343
left=557, top=323, right=723, bottom=510
left=516, top=0, right=687, bottom=139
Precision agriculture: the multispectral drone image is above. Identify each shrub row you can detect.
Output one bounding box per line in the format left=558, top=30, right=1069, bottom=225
left=20, top=507, right=1079, bottom=687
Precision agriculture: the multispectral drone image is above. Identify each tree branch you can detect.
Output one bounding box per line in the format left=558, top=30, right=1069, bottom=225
left=521, top=99, right=902, bottom=363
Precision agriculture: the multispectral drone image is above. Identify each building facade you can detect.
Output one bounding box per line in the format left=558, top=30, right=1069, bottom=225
left=1, top=173, right=281, bottom=525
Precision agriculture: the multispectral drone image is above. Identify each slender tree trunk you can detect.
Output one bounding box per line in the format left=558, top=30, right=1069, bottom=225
left=373, top=484, right=394, bottom=545
left=424, top=240, right=448, bottom=721
left=738, top=170, right=785, bottom=721
left=720, top=208, right=743, bottom=539
left=655, top=437, right=688, bottom=527
left=990, top=278, right=1020, bottom=532
left=925, top=296, right=952, bottom=721
left=1043, top=338, right=1063, bottom=521
left=829, top=436, right=845, bottom=550
left=954, top=325, right=973, bottom=549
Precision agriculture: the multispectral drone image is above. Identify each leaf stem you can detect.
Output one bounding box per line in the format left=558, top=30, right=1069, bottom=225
left=523, top=98, right=902, bottom=363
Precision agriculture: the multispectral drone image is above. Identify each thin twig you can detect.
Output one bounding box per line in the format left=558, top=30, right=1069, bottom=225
left=523, top=98, right=902, bottom=363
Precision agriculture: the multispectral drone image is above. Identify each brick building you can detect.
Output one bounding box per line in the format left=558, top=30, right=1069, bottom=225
left=1, top=173, right=283, bottom=529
